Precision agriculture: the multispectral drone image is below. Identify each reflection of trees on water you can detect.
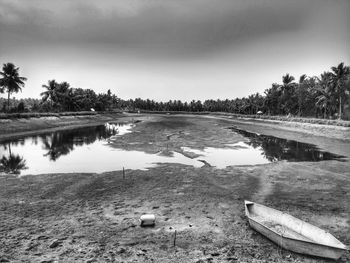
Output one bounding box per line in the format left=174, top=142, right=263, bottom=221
left=0, top=123, right=122, bottom=173
left=39, top=124, right=119, bottom=161
left=229, top=127, right=345, bottom=162
left=0, top=144, right=27, bottom=175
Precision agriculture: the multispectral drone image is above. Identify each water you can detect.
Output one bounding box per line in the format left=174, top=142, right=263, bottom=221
left=182, top=142, right=270, bottom=168
left=180, top=128, right=346, bottom=168
left=0, top=123, right=202, bottom=176
left=227, top=127, right=346, bottom=162
left=0, top=123, right=345, bottom=176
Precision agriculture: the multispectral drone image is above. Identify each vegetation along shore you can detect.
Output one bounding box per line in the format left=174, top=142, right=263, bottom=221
left=1, top=62, right=350, bottom=120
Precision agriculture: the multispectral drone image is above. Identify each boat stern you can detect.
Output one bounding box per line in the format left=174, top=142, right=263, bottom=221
left=244, top=200, right=254, bottom=217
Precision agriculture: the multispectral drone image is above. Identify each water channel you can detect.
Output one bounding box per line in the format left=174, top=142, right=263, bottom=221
left=0, top=123, right=345, bottom=175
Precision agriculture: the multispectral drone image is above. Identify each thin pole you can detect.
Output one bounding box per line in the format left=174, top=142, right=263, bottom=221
left=123, top=167, right=125, bottom=179
left=173, top=230, right=177, bottom=247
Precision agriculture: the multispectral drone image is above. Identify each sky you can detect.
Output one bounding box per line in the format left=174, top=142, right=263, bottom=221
left=0, top=0, right=349, bottom=101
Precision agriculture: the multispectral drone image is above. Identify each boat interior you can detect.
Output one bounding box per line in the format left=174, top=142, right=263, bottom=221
left=245, top=201, right=347, bottom=249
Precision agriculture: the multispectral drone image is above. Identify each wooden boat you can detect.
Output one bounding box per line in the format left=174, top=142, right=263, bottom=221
left=244, top=201, right=348, bottom=260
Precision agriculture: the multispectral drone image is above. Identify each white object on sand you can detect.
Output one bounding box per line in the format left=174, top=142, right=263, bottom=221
left=140, top=214, right=156, bottom=227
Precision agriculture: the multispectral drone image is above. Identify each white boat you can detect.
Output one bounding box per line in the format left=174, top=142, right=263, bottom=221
left=244, top=200, right=348, bottom=260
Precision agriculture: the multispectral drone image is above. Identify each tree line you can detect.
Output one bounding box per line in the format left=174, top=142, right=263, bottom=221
left=1, top=62, right=349, bottom=119
left=0, top=64, right=118, bottom=112
left=122, top=63, right=350, bottom=119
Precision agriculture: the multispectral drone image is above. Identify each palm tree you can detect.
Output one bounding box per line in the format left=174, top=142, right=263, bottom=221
left=315, top=89, right=331, bottom=119
left=55, top=81, right=71, bottom=111
left=296, top=74, right=307, bottom=116
left=264, top=83, right=282, bottom=115
left=280, top=74, right=297, bottom=115
left=0, top=63, right=27, bottom=112
left=282, top=74, right=295, bottom=87
left=303, top=76, right=319, bottom=117
left=314, top=72, right=336, bottom=118
left=330, top=62, right=350, bottom=119
left=41, top=79, right=59, bottom=109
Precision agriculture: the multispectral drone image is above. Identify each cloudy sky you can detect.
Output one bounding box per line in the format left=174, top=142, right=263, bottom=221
left=0, top=0, right=349, bottom=101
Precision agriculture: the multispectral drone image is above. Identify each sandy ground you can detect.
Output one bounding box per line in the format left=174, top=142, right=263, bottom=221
left=0, top=114, right=349, bottom=263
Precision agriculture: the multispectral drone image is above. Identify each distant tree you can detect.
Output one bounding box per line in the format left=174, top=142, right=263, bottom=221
left=0, top=63, right=27, bottom=112
left=17, top=101, right=25, bottom=112
left=247, top=93, right=264, bottom=114
left=280, top=74, right=297, bottom=115
left=41, top=80, right=59, bottom=110
left=315, top=88, right=332, bottom=119
left=314, top=72, right=336, bottom=118
left=303, top=76, right=319, bottom=117
left=296, top=74, right=308, bottom=116
left=264, top=83, right=281, bottom=115
left=55, top=81, right=72, bottom=111
left=71, top=88, right=97, bottom=111
left=330, top=62, right=350, bottom=119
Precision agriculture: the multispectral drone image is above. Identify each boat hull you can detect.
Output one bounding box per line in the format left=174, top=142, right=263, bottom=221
left=248, top=218, right=346, bottom=260
left=245, top=201, right=348, bottom=260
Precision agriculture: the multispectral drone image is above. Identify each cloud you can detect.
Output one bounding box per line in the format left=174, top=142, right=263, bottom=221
left=0, top=0, right=317, bottom=59
left=0, top=0, right=349, bottom=101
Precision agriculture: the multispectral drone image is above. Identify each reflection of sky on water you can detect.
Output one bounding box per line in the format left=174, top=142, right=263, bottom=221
left=1, top=142, right=202, bottom=175
left=182, top=142, right=270, bottom=169
left=0, top=123, right=345, bottom=176
left=0, top=123, right=203, bottom=176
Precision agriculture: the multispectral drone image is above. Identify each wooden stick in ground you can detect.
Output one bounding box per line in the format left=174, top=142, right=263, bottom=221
left=174, top=230, right=177, bottom=247
left=123, top=167, right=125, bottom=179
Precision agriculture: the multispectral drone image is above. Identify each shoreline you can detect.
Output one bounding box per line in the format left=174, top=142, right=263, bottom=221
left=1, top=112, right=349, bottom=142
left=139, top=111, right=350, bottom=127
left=0, top=113, right=140, bottom=141
left=213, top=115, right=350, bottom=141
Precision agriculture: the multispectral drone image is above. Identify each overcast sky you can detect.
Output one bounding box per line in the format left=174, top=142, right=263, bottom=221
left=0, top=0, right=349, bottom=101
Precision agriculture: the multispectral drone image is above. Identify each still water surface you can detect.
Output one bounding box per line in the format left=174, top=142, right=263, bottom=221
left=0, top=123, right=345, bottom=175
left=228, top=127, right=345, bottom=162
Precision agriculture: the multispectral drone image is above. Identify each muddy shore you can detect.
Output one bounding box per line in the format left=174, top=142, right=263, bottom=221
left=0, top=114, right=349, bottom=262
left=1, top=113, right=350, bottom=141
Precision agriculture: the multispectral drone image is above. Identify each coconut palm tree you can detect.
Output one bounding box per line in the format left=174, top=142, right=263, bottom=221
left=331, top=62, right=350, bottom=119
left=280, top=74, right=297, bottom=115
left=282, top=74, right=295, bottom=87
left=315, top=89, right=331, bottom=119
left=314, top=72, right=336, bottom=118
left=55, top=81, right=71, bottom=111
left=41, top=79, right=59, bottom=109
left=0, top=63, right=27, bottom=112
left=296, top=74, right=307, bottom=116
left=264, top=83, right=282, bottom=115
